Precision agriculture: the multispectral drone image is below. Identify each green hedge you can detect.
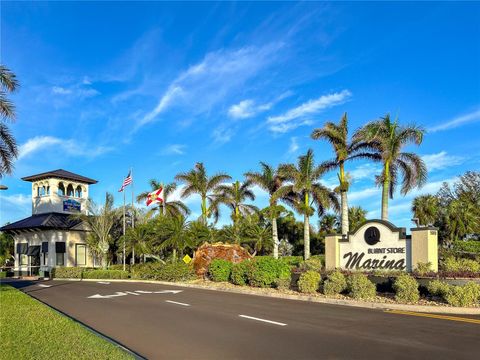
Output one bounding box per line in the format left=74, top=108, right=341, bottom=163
left=393, top=274, right=419, bottom=303
left=299, top=255, right=325, bottom=272
left=131, top=262, right=195, bottom=282
left=0, top=271, right=6, bottom=279
left=444, top=282, right=480, bottom=307
left=298, top=270, right=321, bottom=294
left=347, top=273, right=376, bottom=300
left=453, top=240, right=480, bottom=254
left=52, top=267, right=85, bottom=279
left=323, top=270, right=347, bottom=296
left=279, top=256, right=303, bottom=267
left=246, top=257, right=291, bottom=288
left=231, top=261, right=251, bottom=286
left=82, top=270, right=129, bottom=279
left=442, top=257, right=480, bottom=273
left=208, top=259, right=233, bottom=282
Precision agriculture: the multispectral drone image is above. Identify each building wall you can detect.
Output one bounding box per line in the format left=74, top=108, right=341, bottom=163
left=13, top=229, right=97, bottom=275
left=31, top=178, right=89, bottom=215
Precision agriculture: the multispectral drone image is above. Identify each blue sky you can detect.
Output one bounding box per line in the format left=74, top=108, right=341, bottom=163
left=1, top=1, right=479, bottom=230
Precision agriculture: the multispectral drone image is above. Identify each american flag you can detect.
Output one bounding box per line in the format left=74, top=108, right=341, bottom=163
left=118, top=171, right=132, bottom=192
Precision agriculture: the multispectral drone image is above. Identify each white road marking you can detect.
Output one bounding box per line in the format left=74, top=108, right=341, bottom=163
left=97, top=281, right=110, bottom=284
left=239, top=315, right=287, bottom=326
left=153, top=290, right=183, bottom=294
left=125, top=291, right=140, bottom=296
left=135, top=290, right=153, bottom=294
left=87, top=289, right=183, bottom=299
left=38, top=284, right=51, bottom=288
left=88, top=292, right=128, bottom=299
left=165, top=300, right=190, bottom=307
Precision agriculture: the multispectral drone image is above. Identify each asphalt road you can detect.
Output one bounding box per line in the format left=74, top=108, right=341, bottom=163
left=9, top=279, right=480, bottom=360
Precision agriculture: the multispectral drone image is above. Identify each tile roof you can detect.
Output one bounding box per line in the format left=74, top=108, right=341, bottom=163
left=0, top=212, right=84, bottom=232
left=21, top=169, right=97, bottom=184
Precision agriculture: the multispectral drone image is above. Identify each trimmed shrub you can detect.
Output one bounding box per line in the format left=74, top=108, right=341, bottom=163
left=443, top=257, right=480, bottom=273
left=82, top=269, right=129, bottom=279
left=0, top=271, right=6, bottom=279
left=393, top=274, right=419, bottom=303
left=427, top=280, right=451, bottom=298
left=52, top=267, right=84, bottom=279
left=414, top=262, right=432, bottom=276
left=274, top=276, right=291, bottom=290
left=108, top=264, right=130, bottom=271
left=231, top=261, right=250, bottom=286
left=444, top=282, right=480, bottom=307
left=347, top=273, right=376, bottom=300
left=131, top=262, right=195, bottom=282
left=298, top=270, right=321, bottom=294
left=208, top=259, right=233, bottom=282
left=280, top=256, right=303, bottom=267
left=299, top=256, right=324, bottom=272
left=323, top=270, right=347, bottom=296
left=453, top=240, right=480, bottom=254
left=246, top=257, right=291, bottom=288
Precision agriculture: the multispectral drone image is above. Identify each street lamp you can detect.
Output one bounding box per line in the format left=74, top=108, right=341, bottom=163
left=0, top=185, right=8, bottom=190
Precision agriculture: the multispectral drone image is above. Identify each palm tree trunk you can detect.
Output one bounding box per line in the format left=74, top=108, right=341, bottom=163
left=304, top=213, right=310, bottom=260
left=172, top=248, right=177, bottom=263
left=102, top=251, right=108, bottom=270
left=201, top=196, right=207, bottom=224
left=381, top=162, right=390, bottom=221
left=341, top=191, right=349, bottom=235
left=272, top=216, right=279, bottom=259
left=132, top=246, right=135, bottom=265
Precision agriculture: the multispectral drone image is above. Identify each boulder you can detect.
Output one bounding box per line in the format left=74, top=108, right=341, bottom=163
left=192, top=242, right=254, bottom=277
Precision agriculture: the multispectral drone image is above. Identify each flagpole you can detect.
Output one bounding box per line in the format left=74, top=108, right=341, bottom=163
left=162, top=182, right=166, bottom=216
left=131, top=167, right=134, bottom=229
left=123, top=187, right=126, bottom=272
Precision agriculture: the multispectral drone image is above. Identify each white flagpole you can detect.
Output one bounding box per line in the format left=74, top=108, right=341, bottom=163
left=162, top=182, right=166, bottom=216
left=131, top=167, right=135, bottom=229
left=123, top=186, right=126, bottom=272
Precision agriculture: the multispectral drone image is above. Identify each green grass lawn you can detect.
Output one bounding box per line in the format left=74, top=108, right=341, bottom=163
left=0, top=284, right=133, bottom=360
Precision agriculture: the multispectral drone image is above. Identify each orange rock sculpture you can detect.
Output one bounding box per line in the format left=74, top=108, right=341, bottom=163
left=192, top=242, right=254, bottom=277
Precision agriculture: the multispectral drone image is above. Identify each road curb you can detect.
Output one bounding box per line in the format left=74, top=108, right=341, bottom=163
left=53, top=278, right=480, bottom=315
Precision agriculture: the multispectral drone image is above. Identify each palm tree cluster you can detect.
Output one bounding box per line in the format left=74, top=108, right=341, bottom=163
left=413, top=171, right=480, bottom=244
left=122, top=112, right=428, bottom=262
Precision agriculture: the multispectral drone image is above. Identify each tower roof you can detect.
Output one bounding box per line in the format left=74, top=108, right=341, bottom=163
left=21, top=169, right=98, bottom=184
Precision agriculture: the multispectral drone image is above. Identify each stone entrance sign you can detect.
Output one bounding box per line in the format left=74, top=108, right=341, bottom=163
left=325, top=220, right=438, bottom=272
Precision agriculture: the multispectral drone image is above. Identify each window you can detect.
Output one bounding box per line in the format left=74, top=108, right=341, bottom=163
left=75, top=244, right=87, bottom=266
left=46, top=186, right=50, bottom=195
left=41, top=186, right=46, bottom=196
left=58, top=182, right=66, bottom=196
left=19, top=254, right=28, bottom=266
left=56, top=253, right=64, bottom=266
left=67, top=184, right=74, bottom=197
left=75, top=186, right=82, bottom=198
left=36, top=187, right=40, bottom=197
left=43, top=253, right=48, bottom=266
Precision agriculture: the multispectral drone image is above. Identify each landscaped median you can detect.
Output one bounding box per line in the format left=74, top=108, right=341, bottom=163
left=0, top=284, right=133, bottom=360
left=51, top=254, right=480, bottom=314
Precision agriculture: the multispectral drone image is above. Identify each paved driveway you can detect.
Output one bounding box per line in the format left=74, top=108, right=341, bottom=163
left=10, top=280, right=480, bottom=360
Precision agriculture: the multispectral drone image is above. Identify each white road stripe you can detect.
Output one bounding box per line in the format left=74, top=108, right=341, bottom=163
left=165, top=300, right=190, bottom=307
left=38, top=284, right=51, bottom=288
left=239, top=315, right=287, bottom=326
left=97, top=281, right=110, bottom=284
left=125, top=291, right=140, bottom=296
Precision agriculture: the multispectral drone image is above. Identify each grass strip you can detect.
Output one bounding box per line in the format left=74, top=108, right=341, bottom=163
left=0, top=284, right=133, bottom=360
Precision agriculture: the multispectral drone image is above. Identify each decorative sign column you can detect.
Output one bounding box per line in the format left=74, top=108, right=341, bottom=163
left=325, top=220, right=438, bottom=272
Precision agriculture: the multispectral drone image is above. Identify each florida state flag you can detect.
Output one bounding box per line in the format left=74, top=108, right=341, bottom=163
left=146, top=187, right=164, bottom=206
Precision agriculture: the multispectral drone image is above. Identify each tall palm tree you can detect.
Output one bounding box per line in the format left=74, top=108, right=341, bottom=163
left=412, top=194, right=439, bottom=226
left=274, top=149, right=339, bottom=260
left=215, top=180, right=258, bottom=226
left=355, top=114, right=427, bottom=220
left=311, top=113, right=379, bottom=235
left=76, top=193, right=118, bottom=269
left=348, top=206, right=367, bottom=232
left=245, top=162, right=284, bottom=259
left=123, top=221, right=152, bottom=264
left=0, top=65, right=20, bottom=177
left=175, top=162, right=231, bottom=224
left=137, top=180, right=190, bottom=217
left=154, top=215, right=192, bottom=262
left=318, top=214, right=339, bottom=234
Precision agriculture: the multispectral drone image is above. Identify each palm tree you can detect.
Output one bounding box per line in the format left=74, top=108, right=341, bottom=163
left=137, top=180, right=190, bottom=217
left=175, top=162, right=231, bottom=224
left=274, top=149, right=339, bottom=260
left=123, top=222, right=151, bottom=264
left=0, top=65, right=20, bottom=177
left=154, top=215, right=192, bottom=262
left=245, top=162, right=284, bottom=259
left=76, top=193, right=118, bottom=269
left=311, top=113, right=378, bottom=235
left=318, top=214, right=339, bottom=234
left=215, top=180, right=258, bottom=226
left=412, top=195, right=439, bottom=226
left=348, top=206, right=367, bottom=232
left=355, top=114, right=427, bottom=220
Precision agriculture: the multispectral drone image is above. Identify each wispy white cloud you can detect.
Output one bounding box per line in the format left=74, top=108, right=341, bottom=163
left=51, top=82, right=100, bottom=99
left=348, top=163, right=381, bottom=182
left=428, top=109, right=480, bottom=132
left=267, top=90, right=351, bottom=133
left=228, top=91, right=293, bottom=119
left=212, top=127, right=234, bottom=145
left=288, top=136, right=299, bottom=154
left=137, top=42, right=284, bottom=129
left=421, top=151, right=464, bottom=171
left=161, top=144, right=187, bottom=155
left=18, top=136, right=113, bottom=160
